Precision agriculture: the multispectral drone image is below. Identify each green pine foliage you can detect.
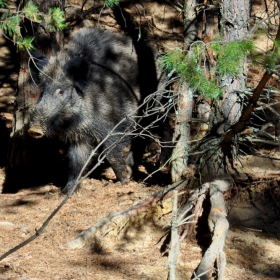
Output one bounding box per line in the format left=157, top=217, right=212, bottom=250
left=160, top=39, right=259, bottom=100
left=0, top=0, right=66, bottom=51
left=17, top=37, right=34, bottom=51
left=45, top=7, right=67, bottom=32
left=0, top=15, right=21, bottom=38
left=211, top=38, right=255, bottom=76
left=0, top=0, right=7, bottom=8
left=261, top=39, right=280, bottom=72
left=159, top=47, right=222, bottom=99
left=104, top=0, right=119, bottom=8
left=23, top=1, right=41, bottom=22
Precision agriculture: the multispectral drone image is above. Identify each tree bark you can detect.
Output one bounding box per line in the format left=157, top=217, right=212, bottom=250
left=218, top=0, right=249, bottom=134
left=3, top=0, right=66, bottom=193
left=194, top=180, right=230, bottom=280
left=171, top=83, right=193, bottom=182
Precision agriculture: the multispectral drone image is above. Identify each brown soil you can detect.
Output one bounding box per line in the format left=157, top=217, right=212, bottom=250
left=0, top=164, right=280, bottom=280
left=1, top=1, right=280, bottom=280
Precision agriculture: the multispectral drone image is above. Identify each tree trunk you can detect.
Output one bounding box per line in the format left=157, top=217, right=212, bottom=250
left=218, top=0, right=249, bottom=133
left=3, top=1, right=66, bottom=193
left=200, top=0, right=249, bottom=179
left=170, top=83, right=193, bottom=182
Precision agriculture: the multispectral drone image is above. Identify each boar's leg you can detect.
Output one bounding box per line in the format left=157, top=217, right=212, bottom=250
left=62, top=142, right=92, bottom=195
left=104, top=137, right=133, bottom=183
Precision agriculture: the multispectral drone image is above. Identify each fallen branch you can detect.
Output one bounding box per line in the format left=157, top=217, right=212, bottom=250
left=68, top=180, right=188, bottom=249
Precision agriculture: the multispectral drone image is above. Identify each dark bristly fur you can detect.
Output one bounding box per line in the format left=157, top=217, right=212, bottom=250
left=29, top=27, right=160, bottom=194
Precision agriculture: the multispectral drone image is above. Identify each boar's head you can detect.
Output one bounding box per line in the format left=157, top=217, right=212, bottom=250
left=28, top=52, right=91, bottom=142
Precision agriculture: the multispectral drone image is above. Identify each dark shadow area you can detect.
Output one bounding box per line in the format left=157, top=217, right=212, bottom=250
left=6, top=198, right=38, bottom=207
left=195, top=194, right=212, bottom=252
left=0, top=123, right=11, bottom=167
left=251, top=264, right=280, bottom=278
left=228, top=183, right=280, bottom=239
left=112, top=5, right=172, bottom=185
left=2, top=131, right=69, bottom=193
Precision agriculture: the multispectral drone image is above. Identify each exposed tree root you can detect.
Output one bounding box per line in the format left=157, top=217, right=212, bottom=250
left=193, top=180, right=230, bottom=280
left=69, top=179, right=231, bottom=280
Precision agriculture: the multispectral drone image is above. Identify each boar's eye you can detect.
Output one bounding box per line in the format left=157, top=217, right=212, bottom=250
left=55, top=89, right=64, bottom=96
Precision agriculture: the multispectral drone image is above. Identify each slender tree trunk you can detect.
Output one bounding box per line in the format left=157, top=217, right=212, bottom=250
left=171, top=83, right=193, bottom=182
left=3, top=1, right=65, bottom=193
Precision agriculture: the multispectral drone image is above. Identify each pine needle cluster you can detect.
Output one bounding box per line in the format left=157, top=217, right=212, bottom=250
left=104, top=0, right=119, bottom=8
left=159, top=39, right=258, bottom=100
left=0, top=0, right=66, bottom=51
left=211, top=38, right=255, bottom=76
left=159, top=46, right=222, bottom=99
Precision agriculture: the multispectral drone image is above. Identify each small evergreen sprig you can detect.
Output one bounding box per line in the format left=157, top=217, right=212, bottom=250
left=159, top=46, right=222, bottom=99
left=45, top=7, right=67, bottom=32
left=211, top=37, right=255, bottom=77
left=0, top=0, right=7, bottom=8
left=0, top=0, right=66, bottom=51
left=104, top=0, right=119, bottom=8
left=159, top=38, right=260, bottom=99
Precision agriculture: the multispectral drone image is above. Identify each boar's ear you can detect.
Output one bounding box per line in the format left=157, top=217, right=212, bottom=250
left=29, top=50, right=49, bottom=84
left=63, top=57, right=90, bottom=92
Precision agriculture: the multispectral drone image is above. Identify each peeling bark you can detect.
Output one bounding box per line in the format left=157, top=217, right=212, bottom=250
left=217, top=0, right=249, bottom=134
left=171, top=83, right=193, bottom=182
left=183, top=0, right=200, bottom=47
left=179, top=182, right=210, bottom=240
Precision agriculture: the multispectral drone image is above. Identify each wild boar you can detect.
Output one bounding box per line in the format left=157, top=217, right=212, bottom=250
left=28, top=27, right=145, bottom=194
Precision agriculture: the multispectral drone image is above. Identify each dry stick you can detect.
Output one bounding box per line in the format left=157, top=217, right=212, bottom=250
left=68, top=180, right=188, bottom=249
left=168, top=190, right=179, bottom=280
left=168, top=193, right=195, bottom=280
left=194, top=180, right=230, bottom=280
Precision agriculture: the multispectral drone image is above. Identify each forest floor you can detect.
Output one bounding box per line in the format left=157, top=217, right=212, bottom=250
left=0, top=159, right=280, bottom=280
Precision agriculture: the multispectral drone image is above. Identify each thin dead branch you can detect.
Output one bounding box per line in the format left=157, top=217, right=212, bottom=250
left=168, top=190, right=179, bottom=280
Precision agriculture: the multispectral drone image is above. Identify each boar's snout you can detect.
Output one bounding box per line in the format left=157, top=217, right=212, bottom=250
left=28, top=126, right=45, bottom=139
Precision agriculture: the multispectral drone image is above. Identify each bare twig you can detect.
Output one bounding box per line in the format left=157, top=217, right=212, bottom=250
left=168, top=190, right=179, bottom=280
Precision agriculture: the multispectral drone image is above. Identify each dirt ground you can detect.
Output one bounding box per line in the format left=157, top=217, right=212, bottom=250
left=0, top=162, right=280, bottom=280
